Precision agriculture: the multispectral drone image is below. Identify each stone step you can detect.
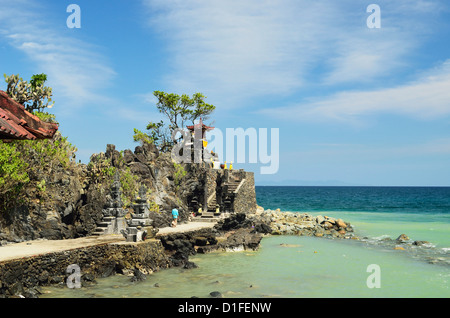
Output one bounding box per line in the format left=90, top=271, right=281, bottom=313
left=226, top=184, right=239, bottom=191
left=92, top=227, right=107, bottom=235
left=97, top=222, right=111, bottom=227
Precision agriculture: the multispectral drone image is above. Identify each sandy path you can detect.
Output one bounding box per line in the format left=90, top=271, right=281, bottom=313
left=0, top=221, right=217, bottom=262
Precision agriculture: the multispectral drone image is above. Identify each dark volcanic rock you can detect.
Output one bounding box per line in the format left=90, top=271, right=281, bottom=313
left=130, top=269, right=147, bottom=282
left=221, top=228, right=262, bottom=251
left=209, top=291, right=223, bottom=298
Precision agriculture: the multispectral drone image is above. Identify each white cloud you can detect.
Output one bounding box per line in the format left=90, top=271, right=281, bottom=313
left=0, top=0, right=116, bottom=114
left=142, top=0, right=441, bottom=107
left=259, top=59, right=450, bottom=124
left=142, top=0, right=337, bottom=102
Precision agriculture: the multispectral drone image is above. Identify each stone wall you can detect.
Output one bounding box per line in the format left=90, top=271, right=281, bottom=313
left=0, top=239, right=170, bottom=298
left=232, top=171, right=257, bottom=214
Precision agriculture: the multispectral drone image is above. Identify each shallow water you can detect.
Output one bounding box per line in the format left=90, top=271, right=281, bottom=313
left=41, top=234, right=450, bottom=298
left=41, top=186, right=450, bottom=298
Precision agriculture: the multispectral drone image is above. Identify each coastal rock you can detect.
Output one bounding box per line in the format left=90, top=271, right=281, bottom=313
left=323, top=221, right=333, bottom=229
left=336, top=219, right=347, bottom=229
left=396, top=234, right=410, bottom=243
left=413, top=240, right=430, bottom=246
left=251, top=209, right=355, bottom=239
left=210, top=291, right=223, bottom=298
left=324, top=216, right=336, bottom=224
left=130, top=269, right=147, bottom=282
left=220, top=228, right=262, bottom=251
left=183, top=261, right=198, bottom=269
left=316, top=215, right=325, bottom=224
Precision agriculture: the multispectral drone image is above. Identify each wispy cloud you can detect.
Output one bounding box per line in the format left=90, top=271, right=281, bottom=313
left=141, top=0, right=442, bottom=107
left=0, top=0, right=116, bottom=114
left=259, top=59, right=450, bottom=124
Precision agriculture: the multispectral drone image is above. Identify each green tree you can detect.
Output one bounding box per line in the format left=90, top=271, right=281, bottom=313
left=135, top=91, right=215, bottom=152
left=4, top=73, right=54, bottom=112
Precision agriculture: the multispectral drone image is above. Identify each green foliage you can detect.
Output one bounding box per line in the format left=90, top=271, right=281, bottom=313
left=87, top=155, right=116, bottom=183
left=136, top=91, right=216, bottom=152
left=33, top=110, right=58, bottom=124
left=4, top=73, right=54, bottom=112
left=173, top=162, right=187, bottom=192
left=148, top=200, right=160, bottom=213
left=119, top=166, right=139, bottom=208
left=0, top=130, right=77, bottom=211
left=0, top=141, right=30, bottom=195
left=36, top=179, right=46, bottom=193
left=87, top=153, right=140, bottom=208
left=18, top=132, right=77, bottom=174
left=133, top=128, right=154, bottom=145
left=152, top=91, right=215, bottom=129
left=144, top=120, right=172, bottom=151
left=30, top=73, right=47, bottom=90
left=189, top=92, right=216, bottom=124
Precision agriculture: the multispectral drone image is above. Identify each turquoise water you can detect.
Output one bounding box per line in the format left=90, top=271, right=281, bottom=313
left=41, top=186, right=450, bottom=298
left=256, top=186, right=450, bottom=248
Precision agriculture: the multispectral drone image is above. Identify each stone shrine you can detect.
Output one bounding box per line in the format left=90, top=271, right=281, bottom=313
left=102, top=172, right=126, bottom=218
left=121, top=185, right=158, bottom=242
left=93, top=172, right=127, bottom=236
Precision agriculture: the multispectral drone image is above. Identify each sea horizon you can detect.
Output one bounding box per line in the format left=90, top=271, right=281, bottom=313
left=41, top=185, right=450, bottom=298
left=256, top=184, right=450, bottom=187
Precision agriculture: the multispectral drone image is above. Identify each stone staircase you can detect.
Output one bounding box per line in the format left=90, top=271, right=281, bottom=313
left=204, top=177, right=244, bottom=214
left=92, top=216, right=118, bottom=236
left=206, top=195, right=217, bottom=213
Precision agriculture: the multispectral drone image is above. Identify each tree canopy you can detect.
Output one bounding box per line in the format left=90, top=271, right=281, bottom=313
left=134, top=91, right=216, bottom=152
left=4, top=73, right=54, bottom=112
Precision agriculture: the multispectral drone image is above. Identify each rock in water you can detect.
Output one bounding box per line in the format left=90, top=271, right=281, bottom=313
left=413, top=240, right=429, bottom=246
left=316, top=215, right=325, bottom=224
left=130, top=269, right=147, bottom=282
left=183, top=261, right=198, bottom=269
left=336, top=219, right=347, bottom=229
left=210, top=291, right=223, bottom=298
left=396, top=234, right=410, bottom=242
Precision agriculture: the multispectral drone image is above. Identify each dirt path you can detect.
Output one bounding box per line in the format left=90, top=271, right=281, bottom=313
left=0, top=221, right=217, bottom=263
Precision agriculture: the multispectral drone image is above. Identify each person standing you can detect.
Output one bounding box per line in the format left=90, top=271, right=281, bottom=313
left=171, top=208, right=179, bottom=227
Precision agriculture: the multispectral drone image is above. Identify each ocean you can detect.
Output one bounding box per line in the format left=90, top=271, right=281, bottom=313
left=41, top=186, right=450, bottom=298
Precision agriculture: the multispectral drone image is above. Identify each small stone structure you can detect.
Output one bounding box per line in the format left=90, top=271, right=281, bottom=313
left=93, top=172, right=127, bottom=236
left=94, top=175, right=157, bottom=241
left=121, top=185, right=158, bottom=242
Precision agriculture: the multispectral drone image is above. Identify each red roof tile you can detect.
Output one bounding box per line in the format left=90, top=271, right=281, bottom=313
left=0, top=90, right=58, bottom=140
left=186, top=118, right=214, bottom=131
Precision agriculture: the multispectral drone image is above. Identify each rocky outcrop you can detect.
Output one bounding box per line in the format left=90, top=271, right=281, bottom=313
left=0, top=141, right=239, bottom=242
left=0, top=139, right=86, bottom=243
left=159, top=229, right=219, bottom=268
left=243, top=209, right=355, bottom=239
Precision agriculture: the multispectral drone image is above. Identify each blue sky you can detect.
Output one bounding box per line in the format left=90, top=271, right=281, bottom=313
left=1, top=0, right=449, bottom=186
